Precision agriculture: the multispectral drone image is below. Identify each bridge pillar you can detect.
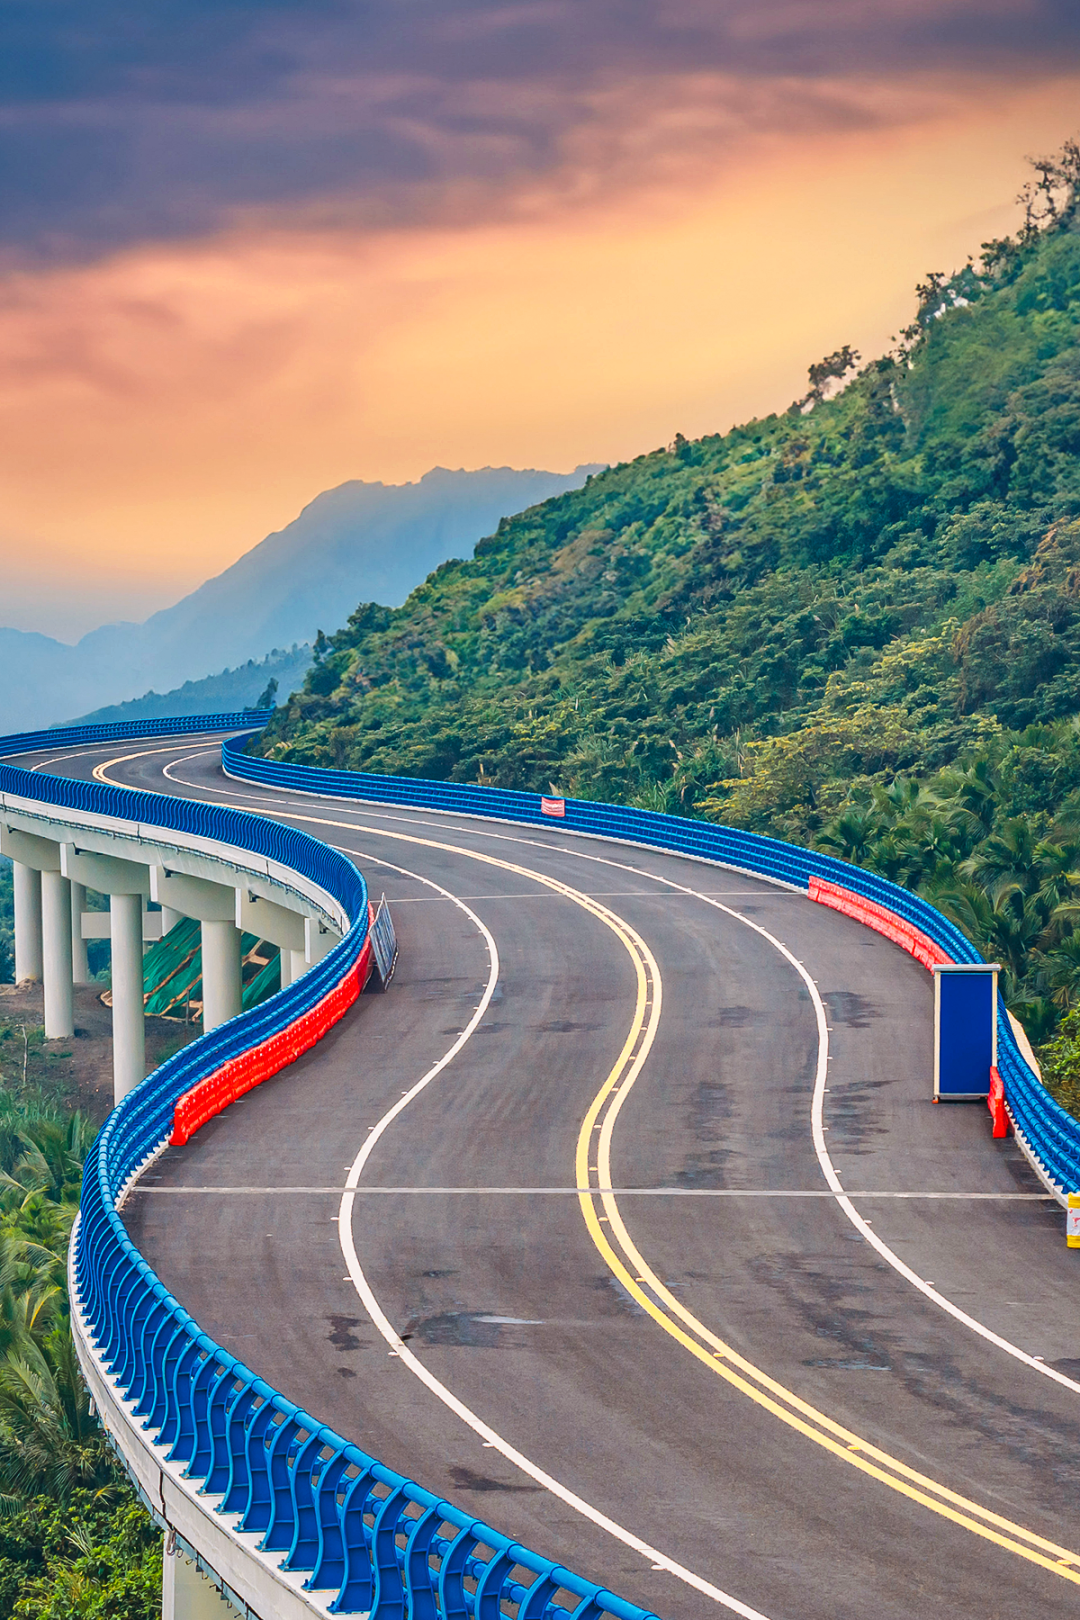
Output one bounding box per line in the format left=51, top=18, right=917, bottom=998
left=69, top=880, right=90, bottom=984
left=305, top=915, right=338, bottom=965
left=162, top=1544, right=237, bottom=1617
left=12, top=863, right=43, bottom=983
left=161, top=906, right=183, bottom=935
left=280, top=948, right=307, bottom=988
left=200, top=920, right=242, bottom=1031
left=41, top=871, right=75, bottom=1039
left=234, top=888, right=307, bottom=994
left=110, top=893, right=146, bottom=1103
left=61, top=847, right=152, bottom=1104
left=150, top=870, right=242, bottom=1032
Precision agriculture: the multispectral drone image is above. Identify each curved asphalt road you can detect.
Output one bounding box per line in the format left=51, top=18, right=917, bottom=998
left=11, top=735, right=1080, bottom=1620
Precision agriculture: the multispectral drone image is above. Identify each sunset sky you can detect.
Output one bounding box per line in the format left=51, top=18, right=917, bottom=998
left=2, top=2, right=1080, bottom=640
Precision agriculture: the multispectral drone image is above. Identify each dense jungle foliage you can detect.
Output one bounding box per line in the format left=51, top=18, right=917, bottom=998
left=263, top=154, right=1080, bottom=1049
left=262, top=149, right=1080, bottom=1056
left=2, top=144, right=1079, bottom=1617
left=0, top=1036, right=160, bottom=1616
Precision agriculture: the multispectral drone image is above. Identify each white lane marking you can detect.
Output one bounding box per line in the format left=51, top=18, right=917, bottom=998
left=91, top=741, right=228, bottom=784
left=811, top=1059, right=1080, bottom=1396
left=36, top=741, right=759, bottom=1601
left=377, top=890, right=787, bottom=902
left=530, top=852, right=1080, bottom=1404
left=30, top=746, right=136, bottom=772
left=123, top=1186, right=1058, bottom=1198
left=336, top=855, right=772, bottom=1620
left=163, top=747, right=219, bottom=783
left=98, top=744, right=1080, bottom=1398
left=545, top=855, right=1080, bottom=1402
left=17, top=735, right=228, bottom=776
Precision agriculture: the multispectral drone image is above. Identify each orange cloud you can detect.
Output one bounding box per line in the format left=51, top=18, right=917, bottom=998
left=0, top=72, right=1077, bottom=637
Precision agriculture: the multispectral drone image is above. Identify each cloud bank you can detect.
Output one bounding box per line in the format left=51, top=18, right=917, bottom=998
left=3, top=0, right=1079, bottom=261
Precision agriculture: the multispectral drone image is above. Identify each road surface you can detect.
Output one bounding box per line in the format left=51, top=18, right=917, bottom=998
left=13, top=734, right=1080, bottom=1620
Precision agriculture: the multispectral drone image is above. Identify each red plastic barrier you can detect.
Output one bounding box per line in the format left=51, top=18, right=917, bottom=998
left=988, top=1065, right=1009, bottom=1138
left=808, top=876, right=953, bottom=971
left=170, top=937, right=375, bottom=1145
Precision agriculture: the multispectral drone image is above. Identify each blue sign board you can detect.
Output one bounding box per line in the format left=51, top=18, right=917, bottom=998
left=933, top=964, right=999, bottom=1100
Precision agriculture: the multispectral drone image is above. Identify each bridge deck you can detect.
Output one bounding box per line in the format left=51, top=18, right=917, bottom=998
left=33, top=736, right=1080, bottom=1620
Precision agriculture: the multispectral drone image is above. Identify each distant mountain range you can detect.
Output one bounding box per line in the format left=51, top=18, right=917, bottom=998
left=0, top=463, right=601, bottom=730
left=65, top=645, right=314, bottom=728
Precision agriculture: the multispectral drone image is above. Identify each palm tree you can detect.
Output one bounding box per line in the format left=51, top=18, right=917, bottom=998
left=960, top=818, right=1039, bottom=894
left=0, top=1330, right=111, bottom=1511
left=3, top=1111, right=95, bottom=1208
left=945, top=757, right=1000, bottom=836
left=1032, top=933, right=1080, bottom=1011
left=933, top=878, right=1049, bottom=991
left=871, top=776, right=925, bottom=825
left=816, top=807, right=881, bottom=863
left=1032, top=832, right=1080, bottom=916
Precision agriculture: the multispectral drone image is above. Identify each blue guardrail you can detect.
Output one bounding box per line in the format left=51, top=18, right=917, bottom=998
left=0, top=710, right=274, bottom=761
left=0, top=720, right=660, bottom=1620
left=224, top=733, right=1080, bottom=1198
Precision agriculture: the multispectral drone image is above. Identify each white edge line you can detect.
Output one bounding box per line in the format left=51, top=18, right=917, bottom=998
left=140, top=744, right=1080, bottom=1400
left=95, top=747, right=1080, bottom=1397
left=217, top=758, right=806, bottom=893
left=334, top=849, right=772, bottom=1620
left=807, top=1021, right=1080, bottom=1398
left=561, top=860, right=1080, bottom=1405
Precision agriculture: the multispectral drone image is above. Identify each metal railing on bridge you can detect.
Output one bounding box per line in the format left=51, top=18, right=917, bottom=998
left=1, top=719, right=660, bottom=1620
left=3, top=714, right=1069, bottom=1619
left=224, top=733, right=1080, bottom=1198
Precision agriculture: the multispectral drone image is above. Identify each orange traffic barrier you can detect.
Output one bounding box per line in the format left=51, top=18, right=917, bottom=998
left=808, top=876, right=952, bottom=971
left=987, top=1065, right=1008, bottom=1138
left=170, top=937, right=375, bottom=1145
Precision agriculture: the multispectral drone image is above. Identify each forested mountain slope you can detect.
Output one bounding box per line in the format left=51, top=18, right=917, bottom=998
left=262, top=150, right=1080, bottom=1046
left=0, top=464, right=598, bottom=730
left=63, top=644, right=311, bottom=727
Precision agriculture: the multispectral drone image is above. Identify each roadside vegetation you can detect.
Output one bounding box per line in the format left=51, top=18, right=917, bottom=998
left=2, top=141, right=1080, bottom=1614
left=0, top=1034, right=160, bottom=1617
left=260, top=143, right=1080, bottom=1092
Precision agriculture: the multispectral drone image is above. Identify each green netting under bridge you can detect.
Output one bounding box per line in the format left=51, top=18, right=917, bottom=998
left=139, top=917, right=282, bottom=1020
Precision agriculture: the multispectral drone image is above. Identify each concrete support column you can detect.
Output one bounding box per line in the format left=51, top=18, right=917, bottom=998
left=40, top=871, right=74, bottom=1039
left=69, top=880, right=90, bottom=984
left=163, top=1544, right=235, bottom=1617
left=161, top=906, right=183, bottom=935
left=110, top=893, right=146, bottom=1103
left=201, top=920, right=242, bottom=1031
left=13, top=863, right=42, bottom=983
left=279, top=947, right=308, bottom=988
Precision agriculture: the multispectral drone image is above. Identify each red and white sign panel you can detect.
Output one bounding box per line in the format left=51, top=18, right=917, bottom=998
left=540, top=796, right=566, bottom=818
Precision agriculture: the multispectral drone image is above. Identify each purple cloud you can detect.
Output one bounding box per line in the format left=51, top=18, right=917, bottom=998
left=1, top=0, right=1077, bottom=261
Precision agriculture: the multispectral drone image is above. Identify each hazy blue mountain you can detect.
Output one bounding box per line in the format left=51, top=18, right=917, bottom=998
left=0, top=463, right=601, bottom=730
left=62, top=645, right=313, bottom=727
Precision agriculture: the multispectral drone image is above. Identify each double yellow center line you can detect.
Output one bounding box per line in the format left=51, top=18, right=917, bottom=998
left=572, top=894, right=1080, bottom=1586
left=85, top=747, right=1080, bottom=1587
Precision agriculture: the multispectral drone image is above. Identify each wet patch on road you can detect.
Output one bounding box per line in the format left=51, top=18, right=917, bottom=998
left=327, top=1315, right=365, bottom=1351
left=531, top=1018, right=602, bottom=1033
left=823, top=1075, right=892, bottom=1153
left=448, top=1465, right=541, bottom=1494
left=705, top=1005, right=761, bottom=1028
left=822, top=991, right=880, bottom=1029
left=401, top=1311, right=510, bottom=1347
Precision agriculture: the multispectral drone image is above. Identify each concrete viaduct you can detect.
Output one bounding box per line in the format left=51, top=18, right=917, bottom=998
left=3, top=801, right=340, bottom=1100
